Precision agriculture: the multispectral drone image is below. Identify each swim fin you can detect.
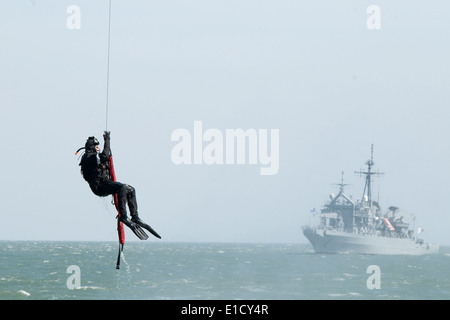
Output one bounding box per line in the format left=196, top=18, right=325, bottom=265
left=119, top=216, right=149, bottom=240
left=132, top=217, right=161, bottom=239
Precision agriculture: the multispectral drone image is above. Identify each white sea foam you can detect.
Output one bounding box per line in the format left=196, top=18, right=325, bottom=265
left=18, top=290, right=30, bottom=297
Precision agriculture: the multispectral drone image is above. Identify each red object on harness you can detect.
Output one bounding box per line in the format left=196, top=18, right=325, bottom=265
left=109, top=154, right=125, bottom=269
left=109, top=155, right=125, bottom=245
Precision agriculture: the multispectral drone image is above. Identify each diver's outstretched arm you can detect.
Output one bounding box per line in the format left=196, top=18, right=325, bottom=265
left=101, top=131, right=111, bottom=159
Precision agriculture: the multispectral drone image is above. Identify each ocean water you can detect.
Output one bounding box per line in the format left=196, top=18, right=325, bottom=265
left=0, top=241, right=449, bottom=300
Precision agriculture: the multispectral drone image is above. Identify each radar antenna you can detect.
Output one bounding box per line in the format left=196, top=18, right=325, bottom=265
left=354, top=144, right=384, bottom=206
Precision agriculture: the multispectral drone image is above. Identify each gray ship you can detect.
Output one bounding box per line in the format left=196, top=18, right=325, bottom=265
left=303, top=145, right=439, bottom=255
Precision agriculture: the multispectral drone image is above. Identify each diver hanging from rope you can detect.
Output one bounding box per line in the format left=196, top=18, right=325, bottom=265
left=74, top=0, right=160, bottom=262
left=76, top=131, right=161, bottom=241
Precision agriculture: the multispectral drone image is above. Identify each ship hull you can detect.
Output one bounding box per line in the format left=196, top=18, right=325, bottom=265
left=303, top=227, right=439, bottom=255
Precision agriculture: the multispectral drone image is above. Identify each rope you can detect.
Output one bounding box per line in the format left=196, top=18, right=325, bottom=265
left=105, top=0, right=112, bottom=131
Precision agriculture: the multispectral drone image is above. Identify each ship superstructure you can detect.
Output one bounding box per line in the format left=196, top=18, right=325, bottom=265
left=303, top=145, right=439, bottom=255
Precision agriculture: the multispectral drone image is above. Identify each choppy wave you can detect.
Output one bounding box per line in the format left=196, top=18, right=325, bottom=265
left=0, top=241, right=449, bottom=300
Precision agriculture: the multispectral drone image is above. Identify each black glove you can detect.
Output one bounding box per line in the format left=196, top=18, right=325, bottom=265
left=103, top=131, right=111, bottom=140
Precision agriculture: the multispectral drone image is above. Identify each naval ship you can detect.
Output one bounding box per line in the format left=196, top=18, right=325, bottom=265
left=302, top=145, right=439, bottom=255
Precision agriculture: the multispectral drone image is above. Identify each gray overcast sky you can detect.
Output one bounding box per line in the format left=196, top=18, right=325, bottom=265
left=1, top=0, right=449, bottom=245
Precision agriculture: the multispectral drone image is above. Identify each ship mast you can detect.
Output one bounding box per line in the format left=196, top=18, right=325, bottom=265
left=355, top=144, right=384, bottom=206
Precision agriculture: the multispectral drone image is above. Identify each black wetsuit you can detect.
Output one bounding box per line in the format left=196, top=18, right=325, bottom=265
left=79, top=134, right=137, bottom=218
